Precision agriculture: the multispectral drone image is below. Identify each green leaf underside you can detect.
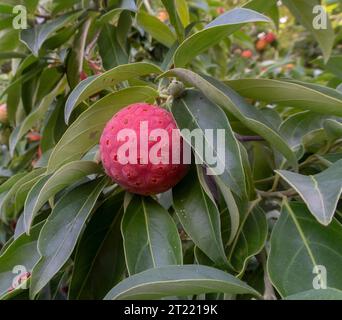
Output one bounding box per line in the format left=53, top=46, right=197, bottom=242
left=268, top=202, right=342, bottom=297
left=173, top=8, right=271, bottom=67
left=64, top=62, right=162, bottom=123
left=104, top=265, right=260, bottom=300
left=24, top=161, right=102, bottom=233
left=226, top=79, right=342, bottom=117
left=277, top=159, right=342, bottom=225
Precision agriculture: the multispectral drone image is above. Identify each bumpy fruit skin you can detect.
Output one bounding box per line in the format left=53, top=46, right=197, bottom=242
left=100, top=103, right=189, bottom=195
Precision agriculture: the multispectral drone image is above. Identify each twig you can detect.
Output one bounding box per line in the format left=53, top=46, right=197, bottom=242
left=257, top=188, right=297, bottom=198
left=235, top=134, right=265, bottom=142
left=258, top=250, right=277, bottom=300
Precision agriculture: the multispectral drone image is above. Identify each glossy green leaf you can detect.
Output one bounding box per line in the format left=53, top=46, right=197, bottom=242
left=226, top=79, right=342, bottom=117
left=69, top=193, right=126, bottom=299
left=104, top=264, right=260, bottom=299
left=47, top=86, right=158, bottom=172
left=175, top=0, right=190, bottom=27
left=24, top=161, right=102, bottom=233
left=277, top=160, right=342, bottom=225
left=64, top=62, right=162, bottom=123
left=161, top=0, right=185, bottom=41
left=282, top=0, right=334, bottom=62
left=286, top=288, right=342, bottom=300
left=9, top=77, right=66, bottom=155
left=20, top=12, right=82, bottom=56
left=268, top=201, right=342, bottom=297
left=98, top=23, right=128, bottom=70
left=172, top=89, right=246, bottom=198
left=97, top=1, right=136, bottom=25
left=137, top=11, right=176, bottom=48
left=173, top=8, right=270, bottom=67
left=279, top=111, right=331, bottom=152
left=122, top=195, right=182, bottom=275
left=228, top=206, right=267, bottom=273
left=30, top=178, right=108, bottom=297
left=0, top=222, right=42, bottom=299
left=66, top=17, right=92, bottom=89
left=173, top=167, right=230, bottom=269
left=0, top=168, right=45, bottom=220
left=161, top=69, right=297, bottom=169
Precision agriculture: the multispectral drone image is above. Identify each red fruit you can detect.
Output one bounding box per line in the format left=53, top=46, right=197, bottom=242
left=216, top=7, right=225, bottom=14
left=264, top=32, right=276, bottom=43
left=27, top=132, right=41, bottom=142
left=100, top=103, right=189, bottom=195
left=256, top=39, right=268, bottom=51
left=80, top=70, right=88, bottom=81
left=241, top=49, right=253, bottom=59
left=0, top=104, right=8, bottom=124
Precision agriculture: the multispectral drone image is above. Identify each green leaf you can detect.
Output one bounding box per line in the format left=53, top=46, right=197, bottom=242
left=173, top=8, right=270, bottom=67
left=161, top=69, right=297, bottom=169
left=173, top=167, right=230, bottom=269
left=47, top=86, right=158, bottom=172
left=226, top=79, right=342, bottom=117
left=137, top=11, right=176, bottom=48
left=66, top=17, right=93, bottom=89
left=98, top=23, right=128, bottom=70
left=30, top=178, right=108, bottom=297
left=104, top=264, right=260, bottom=300
left=122, top=195, right=182, bottom=275
left=20, top=12, right=82, bottom=56
left=314, top=55, right=342, bottom=79
left=0, top=222, right=43, bottom=299
left=0, top=168, right=45, bottom=220
left=323, top=119, right=342, bottom=141
left=286, top=288, right=342, bottom=300
left=0, top=51, right=27, bottom=60
left=268, top=201, right=342, bottom=297
left=9, top=77, right=66, bottom=155
left=279, top=111, right=331, bottom=152
left=161, top=0, right=185, bottom=42
left=97, top=1, right=136, bottom=25
left=69, top=193, right=126, bottom=299
left=282, top=0, right=334, bottom=62
left=175, top=0, right=190, bottom=27
left=64, top=62, right=162, bottom=123
left=277, top=160, right=342, bottom=225
left=172, top=89, right=246, bottom=198
left=228, top=206, right=267, bottom=273
left=24, top=161, right=102, bottom=233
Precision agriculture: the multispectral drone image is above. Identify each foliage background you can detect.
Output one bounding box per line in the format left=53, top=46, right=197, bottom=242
left=0, top=0, right=341, bottom=300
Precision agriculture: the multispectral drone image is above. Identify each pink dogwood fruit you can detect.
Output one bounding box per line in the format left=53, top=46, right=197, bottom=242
left=100, top=103, right=189, bottom=195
